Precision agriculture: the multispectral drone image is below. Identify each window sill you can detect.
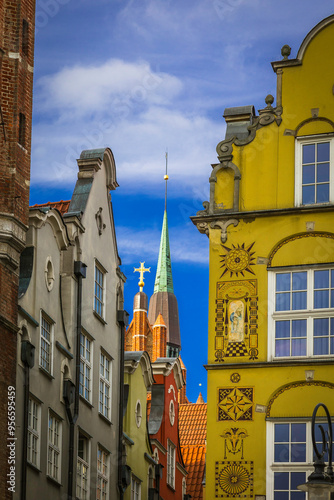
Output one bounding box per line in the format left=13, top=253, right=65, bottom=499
left=27, top=462, right=41, bottom=473
left=167, top=483, right=176, bottom=492
left=98, top=412, right=112, bottom=425
left=39, top=366, right=54, bottom=380
left=79, top=394, right=93, bottom=409
left=46, top=475, right=62, bottom=487
left=93, top=310, right=107, bottom=325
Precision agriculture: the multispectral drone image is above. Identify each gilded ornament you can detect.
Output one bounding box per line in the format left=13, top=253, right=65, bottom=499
left=220, top=243, right=255, bottom=278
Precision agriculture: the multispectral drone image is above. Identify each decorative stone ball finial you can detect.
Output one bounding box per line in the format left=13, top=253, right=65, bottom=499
left=265, top=94, right=274, bottom=108
left=281, top=44, right=291, bottom=60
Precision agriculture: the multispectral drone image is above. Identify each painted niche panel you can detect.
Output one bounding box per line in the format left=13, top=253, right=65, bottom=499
left=215, top=460, right=254, bottom=498
left=215, top=280, right=258, bottom=362
left=217, top=387, right=254, bottom=422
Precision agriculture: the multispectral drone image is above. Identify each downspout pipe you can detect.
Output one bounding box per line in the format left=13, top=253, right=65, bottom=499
left=73, top=261, right=86, bottom=422
left=65, top=261, right=86, bottom=500
left=117, top=309, right=129, bottom=499
left=20, top=340, right=35, bottom=500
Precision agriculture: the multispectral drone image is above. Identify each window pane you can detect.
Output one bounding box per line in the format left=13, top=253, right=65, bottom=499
left=291, top=338, right=306, bottom=356
left=314, top=318, right=329, bottom=336
left=291, top=423, right=306, bottom=442
left=275, top=424, right=289, bottom=442
left=276, top=321, right=290, bottom=338
left=302, top=164, right=315, bottom=184
left=292, top=291, right=307, bottom=310
left=317, top=142, right=330, bottom=162
left=292, top=272, right=307, bottom=291
left=276, top=293, right=290, bottom=311
left=314, top=337, right=329, bottom=355
left=277, top=274, right=291, bottom=292
left=276, top=339, right=290, bottom=357
left=292, top=320, right=307, bottom=337
left=302, top=185, right=315, bottom=204
left=274, top=472, right=289, bottom=490
left=275, top=444, right=289, bottom=462
left=303, top=143, right=315, bottom=163
left=275, top=339, right=290, bottom=357
left=291, top=472, right=307, bottom=491
left=291, top=491, right=305, bottom=500
left=314, top=290, right=329, bottom=308
left=274, top=492, right=289, bottom=500
left=317, top=163, right=330, bottom=182
left=315, top=270, right=329, bottom=289
left=291, top=443, right=306, bottom=462
left=317, top=183, right=329, bottom=203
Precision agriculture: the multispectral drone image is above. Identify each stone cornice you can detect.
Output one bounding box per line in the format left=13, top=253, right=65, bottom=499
left=204, top=358, right=334, bottom=370
left=0, top=213, right=28, bottom=269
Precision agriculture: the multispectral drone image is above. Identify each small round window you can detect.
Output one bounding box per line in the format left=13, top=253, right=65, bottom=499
left=135, top=400, right=142, bottom=428
left=45, top=257, right=55, bottom=291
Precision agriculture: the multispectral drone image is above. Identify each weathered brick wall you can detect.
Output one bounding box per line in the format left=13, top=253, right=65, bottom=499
left=0, top=1, right=35, bottom=497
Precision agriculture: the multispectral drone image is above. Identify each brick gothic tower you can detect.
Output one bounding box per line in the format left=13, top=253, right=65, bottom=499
left=0, top=0, right=36, bottom=496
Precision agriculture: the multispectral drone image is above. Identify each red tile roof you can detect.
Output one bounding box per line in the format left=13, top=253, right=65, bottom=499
left=181, top=445, right=206, bottom=500
left=179, top=402, right=207, bottom=446
left=30, top=200, right=71, bottom=216
left=179, top=401, right=207, bottom=499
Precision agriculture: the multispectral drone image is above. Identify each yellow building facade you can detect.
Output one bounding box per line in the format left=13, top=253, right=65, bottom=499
left=192, top=16, right=334, bottom=500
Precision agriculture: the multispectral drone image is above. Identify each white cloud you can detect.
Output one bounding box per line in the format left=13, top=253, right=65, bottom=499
left=31, top=59, right=220, bottom=194
left=36, top=59, right=182, bottom=116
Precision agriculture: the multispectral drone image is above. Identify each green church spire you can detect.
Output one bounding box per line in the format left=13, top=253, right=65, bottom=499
left=154, top=210, right=174, bottom=293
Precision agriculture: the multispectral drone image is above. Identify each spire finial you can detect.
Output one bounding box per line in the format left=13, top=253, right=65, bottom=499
left=134, top=262, right=150, bottom=292
left=164, top=150, right=168, bottom=212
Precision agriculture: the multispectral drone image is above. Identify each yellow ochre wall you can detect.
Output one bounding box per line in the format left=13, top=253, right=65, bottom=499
left=205, top=16, right=334, bottom=500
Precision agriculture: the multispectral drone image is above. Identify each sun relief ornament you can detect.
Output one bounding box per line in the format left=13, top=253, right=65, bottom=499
left=220, top=243, right=255, bottom=278
left=215, top=461, right=254, bottom=498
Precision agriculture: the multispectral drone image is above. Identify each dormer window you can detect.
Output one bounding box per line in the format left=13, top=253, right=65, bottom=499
left=295, top=136, right=334, bottom=206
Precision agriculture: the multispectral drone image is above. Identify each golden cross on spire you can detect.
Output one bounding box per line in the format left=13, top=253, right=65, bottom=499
left=134, top=262, right=151, bottom=291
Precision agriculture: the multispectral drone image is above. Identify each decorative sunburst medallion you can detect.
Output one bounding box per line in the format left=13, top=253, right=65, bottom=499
left=218, top=464, right=250, bottom=495
left=220, top=243, right=255, bottom=278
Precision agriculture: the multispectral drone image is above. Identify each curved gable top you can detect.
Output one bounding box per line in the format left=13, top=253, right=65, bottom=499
left=272, top=15, right=334, bottom=71
left=29, top=208, right=70, bottom=251
left=297, top=14, right=334, bottom=61
left=80, top=147, right=119, bottom=190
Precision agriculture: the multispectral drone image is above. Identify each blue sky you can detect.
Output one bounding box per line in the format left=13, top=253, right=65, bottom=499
left=30, top=0, right=334, bottom=403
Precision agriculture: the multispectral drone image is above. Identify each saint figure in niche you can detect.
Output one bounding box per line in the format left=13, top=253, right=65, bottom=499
left=228, top=300, right=244, bottom=342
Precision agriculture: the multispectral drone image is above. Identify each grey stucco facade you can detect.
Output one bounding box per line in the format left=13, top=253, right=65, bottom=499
left=15, top=148, right=126, bottom=499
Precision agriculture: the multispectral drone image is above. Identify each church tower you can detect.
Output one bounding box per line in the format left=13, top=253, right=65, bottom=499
left=148, top=167, right=181, bottom=357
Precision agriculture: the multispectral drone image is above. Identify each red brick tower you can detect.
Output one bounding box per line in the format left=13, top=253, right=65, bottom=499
left=0, top=1, right=36, bottom=496
left=152, top=313, right=167, bottom=362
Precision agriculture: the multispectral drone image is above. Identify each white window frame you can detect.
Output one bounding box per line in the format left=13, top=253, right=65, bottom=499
left=131, top=475, right=141, bottom=500
left=99, top=351, right=111, bottom=420
left=47, top=410, right=62, bottom=483
left=76, top=431, right=90, bottom=500
left=40, top=312, right=54, bottom=374
left=27, top=397, right=41, bottom=468
left=295, top=134, right=334, bottom=206
left=135, top=400, right=142, bottom=428
left=182, top=477, right=187, bottom=498
left=94, top=261, right=106, bottom=319
left=80, top=331, right=93, bottom=403
left=167, top=439, right=176, bottom=489
left=266, top=420, right=330, bottom=500
left=268, top=267, right=334, bottom=360
left=97, top=445, right=109, bottom=500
